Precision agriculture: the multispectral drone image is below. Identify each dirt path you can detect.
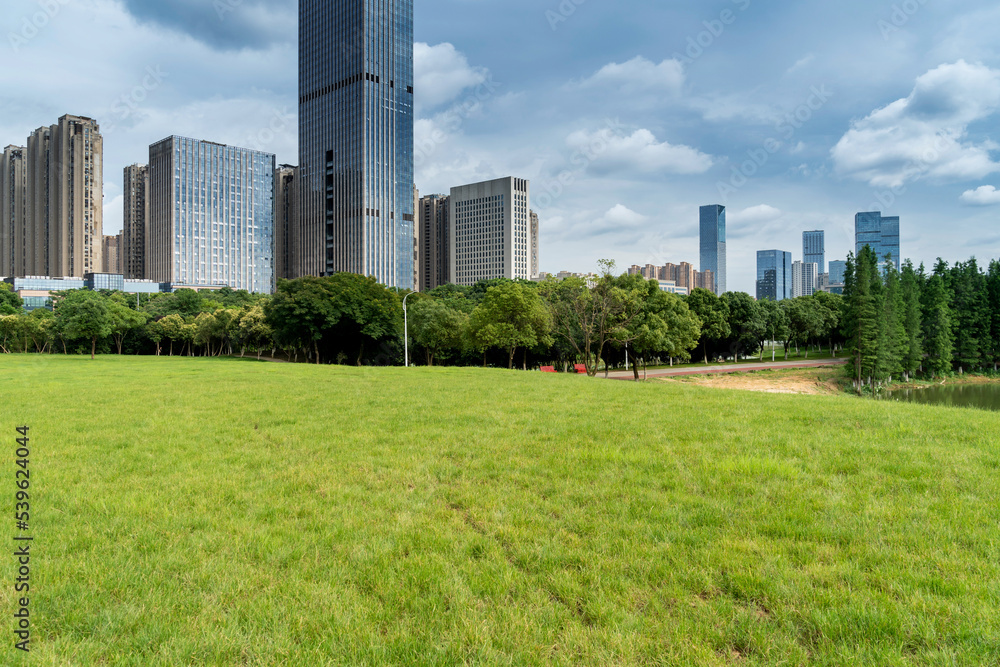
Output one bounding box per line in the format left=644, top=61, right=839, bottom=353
left=606, top=358, right=847, bottom=381
left=658, top=367, right=847, bottom=395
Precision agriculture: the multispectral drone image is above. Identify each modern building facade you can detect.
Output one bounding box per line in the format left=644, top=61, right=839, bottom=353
left=699, top=204, right=726, bottom=295
left=756, top=250, right=793, bottom=301
left=122, top=164, right=148, bottom=279
left=450, top=177, right=531, bottom=286
left=418, top=193, right=450, bottom=291
left=829, top=260, right=847, bottom=285
left=855, top=211, right=900, bottom=271
left=803, top=230, right=825, bottom=275
left=274, top=165, right=297, bottom=281
left=297, top=0, right=415, bottom=288
left=791, top=260, right=818, bottom=298
left=1, top=145, right=27, bottom=277
left=16, top=115, right=104, bottom=278
left=530, top=210, right=539, bottom=280
left=101, top=234, right=121, bottom=274
left=148, top=136, right=275, bottom=293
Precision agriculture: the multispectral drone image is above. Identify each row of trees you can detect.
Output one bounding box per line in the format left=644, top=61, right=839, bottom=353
left=842, top=249, right=1000, bottom=388
left=4, top=251, right=999, bottom=386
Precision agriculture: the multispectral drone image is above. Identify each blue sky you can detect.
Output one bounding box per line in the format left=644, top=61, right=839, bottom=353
left=2, top=0, right=998, bottom=292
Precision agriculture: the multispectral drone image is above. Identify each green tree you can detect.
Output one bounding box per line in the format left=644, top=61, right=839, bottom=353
left=409, top=298, right=468, bottom=366
left=0, top=282, right=22, bottom=315
left=625, top=280, right=701, bottom=379
left=55, top=290, right=112, bottom=359
left=843, top=249, right=880, bottom=389
left=159, top=314, right=185, bottom=356
left=811, top=291, right=843, bottom=357
left=949, top=259, right=989, bottom=372
left=757, top=299, right=789, bottom=361
left=987, top=260, right=1000, bottom=371
left=687, top=288, right=731, bottom=364
left=876, top=257, right=906, bottom=382
left=146, top=319, right=164, bottom=356
left=900, top=260, right=924, bottom=379
left=921, top=271, right=954, bottom=378
left=237, top=304, right=273, bottom=360
left=0, top=314, right=21, bottom=353
left=108, top=299, right=150, bottom=354
left=468, top=282, right=553, bottom=369
left=721, top=291, right=765, bottom=360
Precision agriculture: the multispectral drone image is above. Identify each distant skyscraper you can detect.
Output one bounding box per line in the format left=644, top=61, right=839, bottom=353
left=855, top=211, right=900, bottom=272
left=757, top=250, right=792, bottom=301
left=450, top=177, right=531, bottom=286
left=803, top=230, right=825, bottom=275
left=829, top=260, right=847, bottom=285
left=700, top=205, right=726, bottom=294
left=297, top=0, right=414, bottom=288
left=1, top=145, right=27, bottom=277
left=418, top=193, right=450, bottom=291
left=791, top=260, right=818, bottom=298
left=530, top=210, right=540, bottom=280
left=148, top=136, right=275, bottom=293
left=274, top=165, right=297, bottom=282
left=122, top=164, right=148, bottom=279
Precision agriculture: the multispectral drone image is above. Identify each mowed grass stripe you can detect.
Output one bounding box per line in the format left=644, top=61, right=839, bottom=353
left=1, top=355, right=998, bottom=665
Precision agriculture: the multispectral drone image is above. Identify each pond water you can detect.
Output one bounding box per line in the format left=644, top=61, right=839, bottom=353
left=882, top=382, right=1000, bottom=412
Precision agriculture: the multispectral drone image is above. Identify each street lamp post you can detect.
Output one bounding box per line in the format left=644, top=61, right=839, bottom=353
left=403, top=291, right=416, bottom=367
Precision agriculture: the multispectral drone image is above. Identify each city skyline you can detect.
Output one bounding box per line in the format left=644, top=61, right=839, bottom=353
left=1, top=1, right=998, bottom=293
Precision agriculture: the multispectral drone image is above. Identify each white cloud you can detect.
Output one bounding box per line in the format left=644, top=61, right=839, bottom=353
left=414, top=42, right=488, bottom=112
left=575, top=56, right=684, bottom=94
left=831, top=60, right=1000, bottom=188
left=960, top=185, right=1000, bottom=205
left=729, top=205, right=783, bottom=225
left=566, top=127, right=713, bottom=175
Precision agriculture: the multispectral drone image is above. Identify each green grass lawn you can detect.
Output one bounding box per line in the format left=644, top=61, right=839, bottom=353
left=2, top=355, right=999, bottom=665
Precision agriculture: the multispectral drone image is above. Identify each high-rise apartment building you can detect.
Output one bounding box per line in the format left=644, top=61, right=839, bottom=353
left=20, top=115, right=104, bottom=277
left=274, top=165, right=297, bottom=281
left=803, top=230, right=825, bottom=275
left=122, top=164, right=148, bottom=279
left=699, top=204, right=726, bottom=295
left=450, top=177, right=531, bottom=286
left=297, top=0, right=414, bottom=288
left=855, top=211, right=900, bottom=272
left=418, top=194, right=450, bottom=291
left=1, top=146, right=27, bottom=277
left=757, top=250, right=792, bottom=301
left=791, top=260, right=818, bottom=298
left=101, top=234, right=121, bottom=274
left=148, top=136, right=275, bottom=293
left=530, top=210, right=540, bottom=280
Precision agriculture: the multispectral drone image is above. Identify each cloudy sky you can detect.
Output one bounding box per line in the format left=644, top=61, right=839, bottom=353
left=2, top=0, right=998, bottom=292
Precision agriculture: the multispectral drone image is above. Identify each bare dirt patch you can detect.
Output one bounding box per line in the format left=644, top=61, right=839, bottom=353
left=661, top=368, right=846, bottom=395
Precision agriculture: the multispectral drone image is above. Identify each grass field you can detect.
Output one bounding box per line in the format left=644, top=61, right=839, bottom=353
left=2, top=355, right=999, bottom=665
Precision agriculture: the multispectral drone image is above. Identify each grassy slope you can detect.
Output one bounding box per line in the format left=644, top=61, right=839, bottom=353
left=1, top=356, right=999, bottom=666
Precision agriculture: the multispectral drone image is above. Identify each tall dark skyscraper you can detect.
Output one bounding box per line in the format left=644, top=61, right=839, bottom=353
left=297, top=0, right=415, bottom=288
left=855, top=211, right=900, bottom=272
left=757, top=250, right=792, bottom=301
left=699, top=204, right=726, bottom=295
left=803, top=230, right=825, bottom=275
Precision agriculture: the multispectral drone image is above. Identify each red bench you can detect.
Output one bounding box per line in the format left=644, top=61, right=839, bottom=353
left=540, top=366, right=556, bottom=373
left=574, top=364, right=588, bottom=374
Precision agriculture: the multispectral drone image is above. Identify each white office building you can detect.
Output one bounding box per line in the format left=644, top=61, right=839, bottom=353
left=450, top=177, right=531, bottom=286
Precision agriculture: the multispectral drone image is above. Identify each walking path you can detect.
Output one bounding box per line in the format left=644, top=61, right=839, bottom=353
left=603, top=357, right=848, bottom=380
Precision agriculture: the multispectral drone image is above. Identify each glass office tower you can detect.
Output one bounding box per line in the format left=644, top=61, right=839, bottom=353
left=699, top=204, right=726, bottom=294
left=756, top=250, right=792, bottom=301
left=855, top=211, right=900, bottom=272
left=148, top=136, right=275, bottom=293
left=803, top=230, right=825, bottom=275
left=298, top=0, right=415, bottom=288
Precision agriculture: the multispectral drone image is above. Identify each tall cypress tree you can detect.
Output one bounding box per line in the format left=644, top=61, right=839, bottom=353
left=949, top=259, right=989, bottom=372
left=879, top=256, right=906, bottom=383
left=988, top=260, right=1000, bottom=372
left=900, top=260, right=924, bottom=380
left=922, top=265, right=954, bottom=378
left=844, top=248, right=880, bottom=388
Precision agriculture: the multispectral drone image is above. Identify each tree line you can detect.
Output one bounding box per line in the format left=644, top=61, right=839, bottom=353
left=2, top=251, right=998, bottom=386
